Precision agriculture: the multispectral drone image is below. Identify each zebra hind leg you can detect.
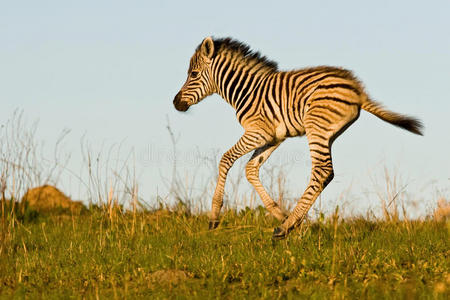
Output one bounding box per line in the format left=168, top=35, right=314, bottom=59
left=272, top=154, right=334, bottom=240
left=272, top=105, right=360, bottom=240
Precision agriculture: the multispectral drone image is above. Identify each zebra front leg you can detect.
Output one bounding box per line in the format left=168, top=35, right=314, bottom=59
left=209, top=132, right=267, bottom=229
left=245, top=142, right=287, bottom=221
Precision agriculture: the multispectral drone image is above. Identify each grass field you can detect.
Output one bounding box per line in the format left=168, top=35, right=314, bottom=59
left=1, top=112, right=446, bottom=299
left=0, top=206, right=448, bottom=299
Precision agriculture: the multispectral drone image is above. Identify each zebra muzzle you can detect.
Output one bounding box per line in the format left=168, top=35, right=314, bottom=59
left=173, top=92, right=190, bottom=112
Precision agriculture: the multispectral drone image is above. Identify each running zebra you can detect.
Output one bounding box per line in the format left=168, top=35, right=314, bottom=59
left=173, top=37, right=423, bottom=240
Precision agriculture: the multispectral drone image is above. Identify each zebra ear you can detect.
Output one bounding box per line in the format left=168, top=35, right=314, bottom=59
left=200, top=37, right=214, bottom=59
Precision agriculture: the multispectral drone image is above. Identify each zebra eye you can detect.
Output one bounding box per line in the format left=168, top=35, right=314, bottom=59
left=190, top=71, right=199, bottom=78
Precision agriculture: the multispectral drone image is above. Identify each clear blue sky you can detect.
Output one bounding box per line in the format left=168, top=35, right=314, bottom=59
left=1, top=1, right=449, bottom=216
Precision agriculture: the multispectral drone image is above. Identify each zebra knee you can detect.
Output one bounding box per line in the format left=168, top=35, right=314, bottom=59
left=219, top=152, right=234, bottom=173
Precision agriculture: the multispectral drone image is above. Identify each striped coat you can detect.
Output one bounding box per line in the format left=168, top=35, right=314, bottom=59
left=173, top=37, right=423, bottom=240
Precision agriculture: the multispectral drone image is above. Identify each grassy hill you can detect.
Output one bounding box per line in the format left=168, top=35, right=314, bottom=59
left=0, top=206, right=448, bottom=299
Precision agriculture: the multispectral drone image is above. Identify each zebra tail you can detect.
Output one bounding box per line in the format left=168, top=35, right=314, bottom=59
left=361, top=98, right=424, bottom=136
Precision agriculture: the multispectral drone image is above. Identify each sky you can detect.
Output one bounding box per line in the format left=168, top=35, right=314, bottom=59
left=1, top=1, right=449, bottom=216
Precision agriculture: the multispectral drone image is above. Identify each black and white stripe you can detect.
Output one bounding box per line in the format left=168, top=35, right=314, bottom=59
left=173, top=37, right=423, bottom=239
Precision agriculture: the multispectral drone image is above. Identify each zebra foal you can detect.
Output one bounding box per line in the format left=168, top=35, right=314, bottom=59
left=173, top=37, right=423, bottom=240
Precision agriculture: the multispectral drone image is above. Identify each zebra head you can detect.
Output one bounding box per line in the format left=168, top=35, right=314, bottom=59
left=173, top=37, right=216, bottom=112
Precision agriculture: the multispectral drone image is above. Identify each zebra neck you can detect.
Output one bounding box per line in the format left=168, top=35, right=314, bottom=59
left=213, top=59, right=270, bottom=111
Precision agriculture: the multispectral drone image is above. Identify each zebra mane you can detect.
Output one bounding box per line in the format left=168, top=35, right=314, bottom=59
left=197, top=37, right=279, bottom=72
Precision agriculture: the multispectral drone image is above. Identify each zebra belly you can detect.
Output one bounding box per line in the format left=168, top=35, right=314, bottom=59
left=275, top=122, right=305, bottom=140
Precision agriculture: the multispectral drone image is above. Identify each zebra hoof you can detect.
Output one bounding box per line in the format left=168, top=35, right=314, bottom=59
left=209, top=220, right=220, bottom=230
left=272, top=226, right=288, bottom=240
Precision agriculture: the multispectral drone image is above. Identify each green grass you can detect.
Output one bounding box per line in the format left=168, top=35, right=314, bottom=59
left=0, top=207, right=449, bottom=299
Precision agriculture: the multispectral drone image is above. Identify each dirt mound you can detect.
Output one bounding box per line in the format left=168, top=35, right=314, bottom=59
left=22, top=185, right=85, bottom=214
left=149, top=269, right=193, bottom=285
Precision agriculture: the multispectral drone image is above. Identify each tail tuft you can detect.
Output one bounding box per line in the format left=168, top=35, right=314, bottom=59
left=389, top=116, right=423, bottom=136
left=362, top=100, right=424, bottom=136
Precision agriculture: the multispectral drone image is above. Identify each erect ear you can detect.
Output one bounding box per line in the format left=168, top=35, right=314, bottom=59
left=200, top=37, right=214, bottom=59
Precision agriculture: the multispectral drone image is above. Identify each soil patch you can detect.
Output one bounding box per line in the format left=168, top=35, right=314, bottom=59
left=22, top=185, right=85, bottom=214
